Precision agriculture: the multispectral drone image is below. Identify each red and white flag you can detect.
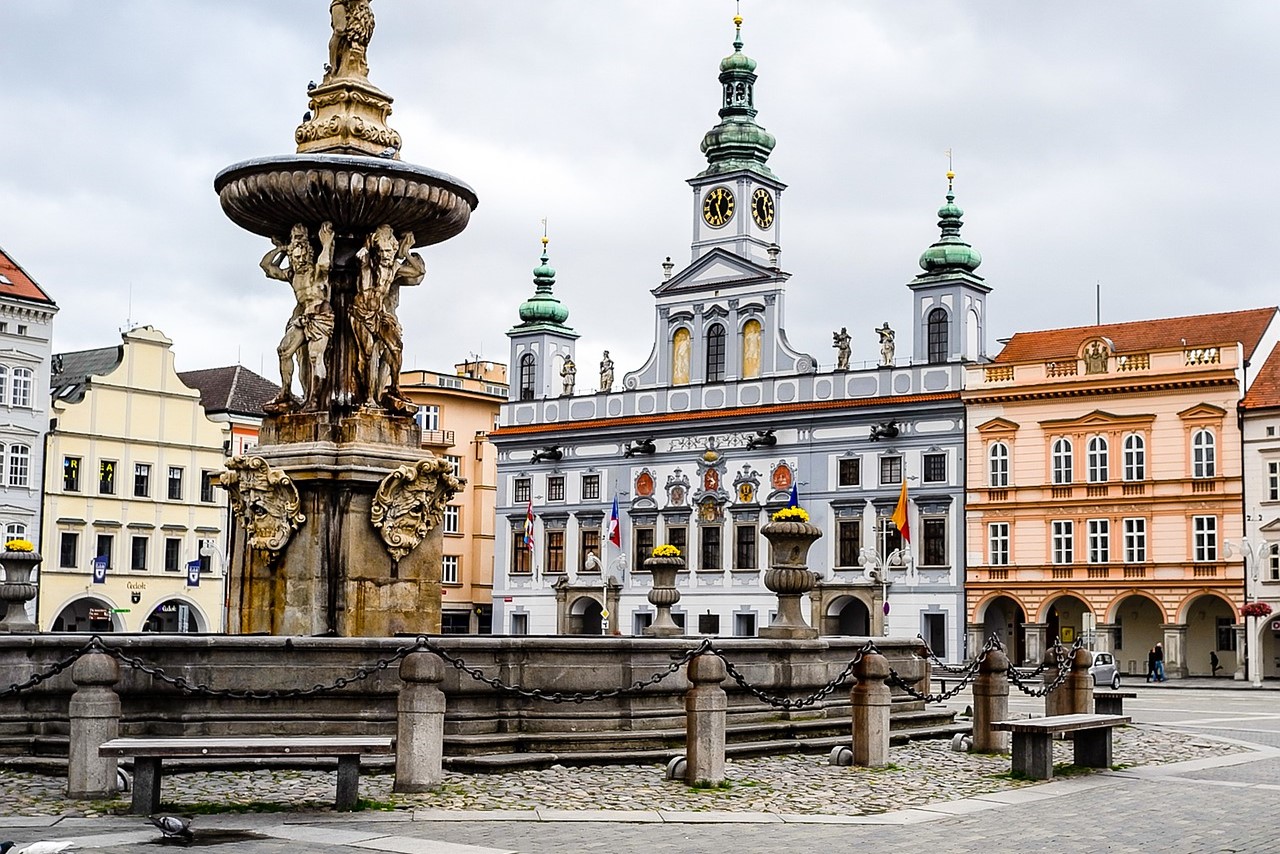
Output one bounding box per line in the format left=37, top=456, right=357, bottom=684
left=608, top=496, right=621, bottom=548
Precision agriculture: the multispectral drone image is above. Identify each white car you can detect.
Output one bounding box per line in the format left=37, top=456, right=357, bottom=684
left=1088, top=651, right=1121, bottom=690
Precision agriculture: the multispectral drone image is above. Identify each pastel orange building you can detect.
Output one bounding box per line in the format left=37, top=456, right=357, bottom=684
left=964, top=309, right=1278, bottom=677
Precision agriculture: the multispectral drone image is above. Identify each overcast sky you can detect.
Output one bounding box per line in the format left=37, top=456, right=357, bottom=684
left=2, top=1, right=1277, bottom=382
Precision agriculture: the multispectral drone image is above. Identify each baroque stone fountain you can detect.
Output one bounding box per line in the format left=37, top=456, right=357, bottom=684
left=213, top=1, right=473, bottom=636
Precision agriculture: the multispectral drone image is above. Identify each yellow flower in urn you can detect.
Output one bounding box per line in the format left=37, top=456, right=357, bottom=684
left=770, top=507, right=810, bottom=524
left=651, top=544, right=682, bottom=558
left=3, top=539, right=35, bottom=553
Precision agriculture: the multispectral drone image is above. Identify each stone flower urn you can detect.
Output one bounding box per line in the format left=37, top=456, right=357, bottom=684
left=0, top=548, right=42, bottom=633
left=643, top=554, right=685, bottom=637
left=759, top=517, right=822, bottom=639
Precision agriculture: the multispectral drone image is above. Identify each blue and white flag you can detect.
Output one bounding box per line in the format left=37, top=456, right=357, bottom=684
left=186, top=559, right=202, bottom=588
left=91, top=555, right=108, bottom=584
left=788, top=483, right=799, bottom=508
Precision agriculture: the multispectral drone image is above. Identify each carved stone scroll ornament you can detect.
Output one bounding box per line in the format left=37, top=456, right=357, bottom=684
left=371, top=458, right=465, bottom=562
left=219, top=456, right=306, bottom=553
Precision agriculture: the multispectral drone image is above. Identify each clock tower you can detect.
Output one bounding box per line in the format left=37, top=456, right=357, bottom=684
left=688, top=14, right=785, bottom=267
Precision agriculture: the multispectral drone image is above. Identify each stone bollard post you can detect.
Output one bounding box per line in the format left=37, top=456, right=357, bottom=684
left=684, top=653, right=727, bottom=787
left=67, top=651, right=121, bottom=799
left=1067, top=647, right=1094, bottom=715
left=850, top=651, right=891, bottom=767
left=971, top=647, right=1010, bottom=753
left=394, top=651, right=446, bottom=793
left=1043, top=646, right=1067, bottom=717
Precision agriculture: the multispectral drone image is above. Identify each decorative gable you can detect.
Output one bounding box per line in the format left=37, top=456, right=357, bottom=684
left=654, top=247, right=785, bottom=297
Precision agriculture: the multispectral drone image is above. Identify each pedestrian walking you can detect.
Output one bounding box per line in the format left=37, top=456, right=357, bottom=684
left=1147, top=646, right=1158, bottom=682
left=1211, top=650, right=1222, bottom=677
left=1154, top=642, right=1166, bottom=681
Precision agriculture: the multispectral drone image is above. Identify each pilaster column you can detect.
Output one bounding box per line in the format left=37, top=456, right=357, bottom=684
left=1162, top=624, right=1188, bottom=679
left=1024, top=623, right=1048, bottom=668
left=1093, top=623, right=1118, bottom=656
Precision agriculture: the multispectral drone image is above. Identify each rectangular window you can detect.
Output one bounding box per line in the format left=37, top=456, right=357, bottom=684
left=697, top=613, right=721, bottom=635
left=1193, top=515, right=1218, bottom=562
left=580, top=529, right=600, bottom=571
left=632, top=612, right=653, bottom=636
left=63, top=456, right=81, bottom=492
left=837, top=519, right=862, bottom=567
left=700, top=526, right=722, bottom=571
left=440, top=611, right=470, bottom=633
left=988, top=522, right=1010, bottom=566
left=8, top=445, right=29, bottom=488
left=582, top=474, right=601, bottom=501
left=167, top=466, right=183, bottom=500
left=441, top=555, right=460, bottom=584
left=1123, top=518, right=1147, bottom=563
left=633, top=527, right=655, bottom=573
left=197, top=538, right=214, bottom=573
left=923, top=612, right=947, bottom=659
left=545, top=530, right=565, bottom=573
left=879, top=456, right=903, bottom=485
left=733, top=612, right=757, bottom=637
left=415, top=405, right=440, bottom=432
left=547, top=476, right=565, bottom=502
left=59, top=532, right=78, bottom=568
left=734, top=524, right=757, bottom=570
left=877, top=516, right=903, bottom=560
left=1270, top=545, right=1280, bottom=581
left=133, top=463, right=151, bottom=498
left=1270, top=461, right=1280, bottom=502
left=443, top=505, right=461, bottom=534
left=510, top=529, right=530, bottom=574
left=1087, top=519, right=1110, bottom=564
left=510, top=613, right=529, bottom=635
left=1051, top=520, right=1074, bottom=564
left=922, top=518, right=947, bottom=566
left=200, top=470, right=217, bottom=502
left=838, top=458, right=861, bottom=487
left=164, top=538, right=182, bottom=572
left=514, top=478, right=531, bottom=504
left=444, top=455, right=463, bottom=479
left=130, top=536, right=148, bottom=571
left=667, top=525, right=688, bottom=558
left=98, top=460, right=116, bottom=494
left=1217, top=616, right=1238, bottom=652
left=96, top=534, right=114, bottom=569
left=922, top=453, right=947, bottom=484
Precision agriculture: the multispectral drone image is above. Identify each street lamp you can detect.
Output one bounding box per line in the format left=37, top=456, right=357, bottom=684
left=858, top=547, right=914, bottom=636
left=1228, top=537, right=1274, bottom=686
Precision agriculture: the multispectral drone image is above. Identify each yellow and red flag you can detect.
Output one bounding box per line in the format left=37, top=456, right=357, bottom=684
left=891, top=479, right=910, bottom=543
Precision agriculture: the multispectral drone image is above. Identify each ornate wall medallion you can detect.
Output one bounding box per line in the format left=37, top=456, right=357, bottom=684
left=370, top=458, right=465, bottom=562
left=220, top=456, right=306, bottom=553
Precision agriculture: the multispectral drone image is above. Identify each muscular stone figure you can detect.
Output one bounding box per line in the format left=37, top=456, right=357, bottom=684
left=327, top=0, right=375, bottom=81
left=353, top=224, right=424, bottom=411
left=261, top=222, right=336, bottom=410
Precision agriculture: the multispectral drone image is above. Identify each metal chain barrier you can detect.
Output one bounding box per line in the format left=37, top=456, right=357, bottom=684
left=712, top=642, right=869, bottom=710
left=1006, top=638, right=1083, bottom=698
left=888, top=635, right=1009, bottom=703
left=419, top=637, right=711, bottom=704
left=0, top=637, right=103, bottom=698
left=915, top=633, right=972, bottom=674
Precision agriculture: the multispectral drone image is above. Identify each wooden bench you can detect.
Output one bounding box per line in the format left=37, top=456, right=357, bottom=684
left=991, top=714, right=1130, bottom=780
left=1093, top=691, right=1138, bottom=716
left=99, top=736, right=395, bottom=814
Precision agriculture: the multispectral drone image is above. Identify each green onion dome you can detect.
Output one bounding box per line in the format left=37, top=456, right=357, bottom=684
left=517, top=237, right=570, bottom=326
left=919, top=171, right=982, bottom=273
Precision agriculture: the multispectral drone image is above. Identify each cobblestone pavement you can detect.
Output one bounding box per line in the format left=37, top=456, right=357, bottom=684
left=0, top=725, right=1239, bottom=818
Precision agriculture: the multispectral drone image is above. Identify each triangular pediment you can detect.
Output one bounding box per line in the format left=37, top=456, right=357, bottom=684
left=1259, top=518, right=1280, bottom=533
left=654, top=248, right=787, bottom=296
left=1178, top=403, right=1228, bottom=421
left=1040, top=410, right=1157, bottom=430
left=976, top=417, right=1019, bottom=434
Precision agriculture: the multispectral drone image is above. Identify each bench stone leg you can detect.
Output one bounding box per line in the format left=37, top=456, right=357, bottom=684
left=131, top=757, right=162, bottom=815
left=1011, top=732, right=1054, bottom=780
left=335, top=756, right=360, bottom=811
left=1074, top=728, right=1113, bottom=769
left=1094, top=696, right=1122, bottom=715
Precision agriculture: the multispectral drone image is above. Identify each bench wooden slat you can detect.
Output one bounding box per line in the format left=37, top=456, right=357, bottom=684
left=99, top=736, right=394, bottom=758
left=991, top=714, right=1129, bottom=735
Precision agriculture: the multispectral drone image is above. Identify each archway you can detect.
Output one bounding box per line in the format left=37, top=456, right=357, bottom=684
left=1042, top=594, right=1091, bottom=646
left=978, top=595, right=1026, bottom=663
left=142, top=599, right=205, bottom=633
left=825, top=596, right=870, bottom=636
left=1253, top=616, right=1280, bottom=680
left=568, top=596, right=603, bottom=635
left=1110, top=594, right=1165, bottom=676
left=1183, top=593, right=1236, bottom=677
left=52, top=597, right=121, bottom=633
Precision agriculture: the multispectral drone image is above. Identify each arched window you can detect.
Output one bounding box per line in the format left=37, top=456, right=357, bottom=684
left=4, top=522, right=26, bottom=541
left=705, top=323, right=726, bottom=382
left=1123, top=434, right=1145, bottom=481
left=740, top=319, right=762, bottom=379
left=927, top=308, right=949, bottom=364
left=10, top=368, right=32, bottom=408
left=0, top=366, right=8, bottom=404
left=518, top=353, right=536, bottom=402
left=1192, top=429, right=1216, bottom=478
left=1086, top=436, right=1109, bottom=483
left=988, top=442, right=1009, bottom=487
left=1051, top=437, right=1073, bottom=484
left=7, top=444, right=29, bottom=488
left=672, top=327, right=691, bottom=385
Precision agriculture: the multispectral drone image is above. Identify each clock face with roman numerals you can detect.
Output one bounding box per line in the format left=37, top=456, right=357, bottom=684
left=702, top=186, right=735, bottom=228
left=751, top=187, right=775, bottom=229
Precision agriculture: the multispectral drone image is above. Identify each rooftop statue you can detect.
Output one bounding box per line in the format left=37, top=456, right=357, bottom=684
left=327, top=0, right=375, bottom=81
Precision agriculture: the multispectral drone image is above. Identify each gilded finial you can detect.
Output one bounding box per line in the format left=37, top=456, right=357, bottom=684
left=945, top=148, right=955, bottom=194
left=540, top=217, right=549, bottom=248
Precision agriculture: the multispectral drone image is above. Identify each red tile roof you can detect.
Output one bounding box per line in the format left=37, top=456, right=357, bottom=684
left=994, top=308, right=1277, bottom=364
left=1243, top=342, right=1280, bottom=409
left=0, top=244, right=56, bottom=306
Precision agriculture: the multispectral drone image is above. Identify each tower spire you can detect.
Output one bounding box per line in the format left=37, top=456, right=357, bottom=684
left=513, top=230, right=572, bottom=332
left=918, top=166, right=982, bottom=274
left=696, top=10, right=777, bottom=179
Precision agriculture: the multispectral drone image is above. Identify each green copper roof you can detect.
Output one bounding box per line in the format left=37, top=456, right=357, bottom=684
left=697, top=15, right=776, bottom=180
left=919, top=172, right=982, bottom=273
left=514, top=239, right=573, bottom=331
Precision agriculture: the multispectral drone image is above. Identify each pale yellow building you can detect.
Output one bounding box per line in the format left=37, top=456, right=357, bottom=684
left=400, top=360, right=505, bottom=633
left=38, top=327, right=231, bottom=633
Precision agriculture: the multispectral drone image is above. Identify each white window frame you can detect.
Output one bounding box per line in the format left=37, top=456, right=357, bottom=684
left=1087, top=518, right=1110, bottom=564
left=1269, top=461, right=1280, bottom=502
left=1192, top=429, right=1216, bottom=478
left=1123, top=433, right=1146, bottom=481
left=7, top=444, right=30, bottom=488
left=1051, top=438, right=1073, bottom=485
left=1193, top=515, right=1217, bottom=562
left=444, top=455, right=462, bottom=478
left=441, top=555, right=459, bottom=584
left=1051, top=520, right=1074, bottom=564
left=443, top=505, right=461, bottom=534
left=988, top=442, right=1009, bottom=487
left=1123, top=518, right=1147, bottom=563
left=1086, top=436, right=1108, bottom=483
left=10, top=367, right=32, bottom=408
left=988, top=522, right=1010, bottom=566
left=415, top=405, right=441, bottom=432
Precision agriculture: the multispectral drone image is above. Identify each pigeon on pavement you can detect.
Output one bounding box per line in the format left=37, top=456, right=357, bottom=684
left=148, top=815, right=194, bottom=842
left=1, top=841, right=14, bottom=854
left=15, top=843, right=77, bottom=854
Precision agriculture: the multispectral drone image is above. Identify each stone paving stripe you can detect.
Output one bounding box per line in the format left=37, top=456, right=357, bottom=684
left=971, top=786, right=1080, bottom=805
left=838, top=808, right=942, bottom=825
left=284, top=812, right=413, bottom=824
left=412, top=809, right=545, bottom=822
left=49, top=830, right=156, bottom=847
left=348, top=836, right=515, bottom=854
left=913, top=797, right=1003, bottom=816
left=655, top=811, right=784, bottom=824
left=535, top=809, right=663, bottom=823
left=0, top=817, right=62, bottom=828
left=261, top=823, right=392, bottom=845
left=774, top=813, right=879, bottom=824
